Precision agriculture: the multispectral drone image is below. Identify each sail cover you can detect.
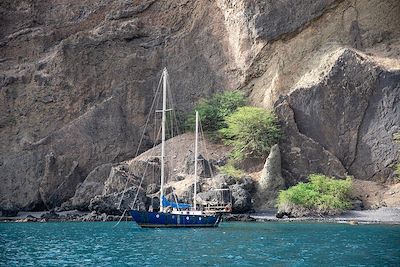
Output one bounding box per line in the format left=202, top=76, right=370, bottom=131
left=162, top=196, right=192, bottom=209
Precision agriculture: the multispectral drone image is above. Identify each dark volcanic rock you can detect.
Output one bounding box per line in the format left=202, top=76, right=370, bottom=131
left=210, top=174, right=236, bottom=189
left=89, top=186, right=147, bottom=215
left=1, top=0, right=399, bottom=212
left=0, top=209, right=18, bottom=217
left=0, top=0, right=239, bottom=210
left=238, top=176, right=255, bottom=192
left=224, top=214, right=256, bottom=222
left=70, top=163, right=113, bottom=210
left=275, top=49, right=400, bottom=184
left=252, top=0, right=338, bottom=42
left=41, top=210, right=59, bottom=220
left=146, top=183, right=160, bottom=195
left=185, top=152, right=214, bottom=178
left=230, top=184, right=252, bottom=213
left=103, top=159, right=160, bottom=196
left=275, top=100, right=347, bottom=185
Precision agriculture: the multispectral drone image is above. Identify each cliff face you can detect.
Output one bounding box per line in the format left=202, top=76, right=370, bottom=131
left=233, top=0, right=400, bottom=185
left=1, top=0, right=399, bottom=210
left=0, top=0, right=240, bottom=210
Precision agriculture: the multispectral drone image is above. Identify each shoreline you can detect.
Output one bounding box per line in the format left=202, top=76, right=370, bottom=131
left=0, top=210, right=131, bottom=223
left=1, top=207, right=399, bottom=225
left=228, top=207, right=400, bottom=225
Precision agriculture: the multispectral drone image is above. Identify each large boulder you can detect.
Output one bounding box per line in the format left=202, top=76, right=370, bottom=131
left=70, top=163, right=113, bottom=210
left=103, top=159, right=160, bottom=195
left=230, top=184, right=252, bottom=213
left=196, top=189, right=230, bottom=206
left=85, top=159, right=160, bottom=213
left=89, top=186, right=147, bottom=215
left=185, top=152, right=214, bottom=178
left=210, top=174, right=236, bottom=189
left=39, top=152, right=81, bottom=208
left=275, top=49, right=400, bottom=184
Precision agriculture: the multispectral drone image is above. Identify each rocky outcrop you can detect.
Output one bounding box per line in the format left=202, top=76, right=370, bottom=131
left=275, top=49, right=400, bottom=184
left=216, top=0, right=338, bottom=69
left=184, top=152, right=214, bottom=178
left=195, top=174, right=233, bottom=205
left=1, top=0, right=399, bottom=211
left=103, top=159, right=161, bottom=195
left=70, top=163, right=112, bottom=210
left=0, top=0, right=238, bottom=210
left=230, top=184, right=252, bottom=213
left=247, top=0, right=400, bottom=109
left=89, top=186, right=147, bottom=215
left=254, top=144, right=285, bottom=209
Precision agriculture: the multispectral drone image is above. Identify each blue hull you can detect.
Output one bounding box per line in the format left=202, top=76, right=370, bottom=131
left=129, top=210, right=222, bottom=228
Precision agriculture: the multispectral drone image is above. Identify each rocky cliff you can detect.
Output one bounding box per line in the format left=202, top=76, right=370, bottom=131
left=1, top=0, right=399, bottom=211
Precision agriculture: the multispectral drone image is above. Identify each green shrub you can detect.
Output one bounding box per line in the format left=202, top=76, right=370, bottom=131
left=185, top=90, right=245, bottom=132
left=277, top=174, right=352, bottom=215
left=393, top=132, right=400, bottom=180
left=218, top=162, right=244, bottom=180
left=219, top=106, right=281, bottom=160
left=394, top=132, right=400, bottom=143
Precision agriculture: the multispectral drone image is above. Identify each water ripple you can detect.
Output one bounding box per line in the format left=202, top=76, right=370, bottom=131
left=1, top=222, right=399, bottom=266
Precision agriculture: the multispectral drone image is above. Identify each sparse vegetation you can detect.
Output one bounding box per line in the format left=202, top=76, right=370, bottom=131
left=394, top=132, right=400, bottom=181
left=218, top=161, right=244, bottom=180
left=277, top=174, right=352, bottom=216
left=185, top=90, right=245, bottom=132
left=219, top=106, right=281, bottom=160
left=394, top=132, right=400, bottom=143
left=396, top=163, right=400, bottom=177
left=186, top=91, right=281, bottom=177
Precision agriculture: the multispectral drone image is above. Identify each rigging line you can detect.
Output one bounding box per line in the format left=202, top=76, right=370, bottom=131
left=151, top=104, right=158, bottom=208
left=165, top=73, right=178, bottom=185
left=164, top=73, right=183, bottom=206
left=129, top=124, right=162, bottom=210
left=166, top=74, right=182, bottom=136
left=199, top=118, right=215, bottom=178
left=172, top=192, right=181, bottom=211
left=117, top=72, right=163, bottom=210
left=134, top=72, right=163, bottom=157
left=166, top=75, right=173, bottom=139
left=112, top=208, right=127, bottom=228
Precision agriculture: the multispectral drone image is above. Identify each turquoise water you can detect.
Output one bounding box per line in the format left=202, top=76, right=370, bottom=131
left=1, top=221, right=399, bottom=266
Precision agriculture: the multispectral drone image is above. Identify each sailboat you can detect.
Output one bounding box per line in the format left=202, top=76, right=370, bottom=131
left=129, top=68, right=230, bottom=228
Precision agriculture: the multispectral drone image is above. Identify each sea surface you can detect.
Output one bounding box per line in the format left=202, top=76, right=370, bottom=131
left=1, top=221, right=399, bottom=266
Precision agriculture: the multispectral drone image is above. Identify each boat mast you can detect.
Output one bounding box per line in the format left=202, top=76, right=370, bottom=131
left=193, top=110, right=199, bottom=211
left=160, top=68, right=167, bottom=213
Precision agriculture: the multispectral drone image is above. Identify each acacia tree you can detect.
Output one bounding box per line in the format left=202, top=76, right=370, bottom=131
left=185, top=90, right=246, bottom=132
left=219, top=106, right=281, bottom=160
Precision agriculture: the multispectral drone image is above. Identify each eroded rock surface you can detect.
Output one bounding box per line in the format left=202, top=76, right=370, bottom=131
left=276, top=49, right=400, bottom=184
left=255, top=144, right=285, bottom=209
left=0, top=0, right=238, bottom=210
left=1, top=0, right=399, bottom=211
left=70, top=163, right=112, bottom=210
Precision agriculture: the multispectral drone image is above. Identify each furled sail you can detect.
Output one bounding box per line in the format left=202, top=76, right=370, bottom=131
left=161, top=196, right=192, bottom=209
